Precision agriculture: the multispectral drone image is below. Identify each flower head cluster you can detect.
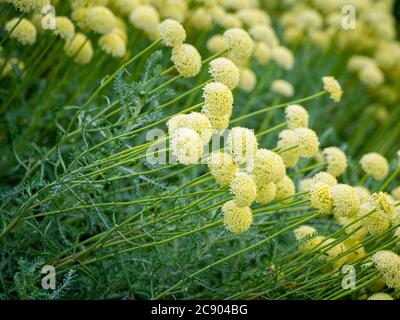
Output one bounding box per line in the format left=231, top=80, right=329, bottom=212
left=309, top=182, right=333, bottom=213
left=226, top=127, right=258, bottom=164
left=86, top=6, right=116, bottom=34
left=293, top=128, right=320, bottom=158
left=322, top=76, right=343, bottom=102
left=222, top=200, right=253, bottom=234
left=5, top=18, right=37, bottom=45
left=275, top=175, right=295, bottom=202
left=208, top=151, right=238, bottom=187
left=322, top=147, right=348, bottom=177
left=64, top=32, right=93, bottom=64
left=285, top=104, right=309, bottom=130
left=271, top=46, right=294, bottom=70
left=253, top=149, right=286, bottom=185
left=372, top=250, right=400, bottom=290
left=229, top=172, right=257, bottom=207
left=171, top=44, right=202, bottom=78
left=202, top=82, right=233, bottom=131
left=158, top=19, right=186, bottom=47
left=277, top=129, right=299, bottom=168
left=360, top=152, right=389, bottom=180
left=99, top=33, right=126, bottom=58
left=238, top=68, right=256, bottom=92
left=331, top=184, right=360, bottom=218
left=11, top=0, right=49, bottom=13
left=53, top=17, right=75, bottom=41
left=208, top=58, right=239, bottom=90
left=321, top=238, right=347, bottom=269
left=129, top=5, right=160, bottom=36
left=255, top=182, right=276, bottom=205
left=167, top=112, right=212, bottom=145
left=354, top=186, right=371, bottom=204
left=223, top=28, right=254, bottom=61
left=358, top=202, right=390, bottom=236
left=271, top=79, right=294, bottom=97
left=312, top=172, right=337, bottom=186
left=170, top=128, right=203, bottom=165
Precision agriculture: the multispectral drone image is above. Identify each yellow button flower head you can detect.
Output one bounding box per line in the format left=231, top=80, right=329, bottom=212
left=343, top=238, right=366, bottom=263
left=71, top=8, right=89, bottom=30
left=158, top=19, right=186, bottom=47
left=184, top=112, right=213, bottom=145
left=223, top=28, right=254, bottom=61
left=331, top=184, right=360, bottom=218
left=322, top=76, right=343, bottom=102
left=208, top=58, right=239, bottom=90
left=204, top=113, right=231, bottom=132
left=53, top=16, right=75, bottom=41
left=166, top=114, right=186, bottom=135
left=293, top=225, right=324, bottom=251
left=249, top=25, right=279, bottom=48
left=253, top=149, right=286, bottom=185
left=271, top=79, right=294, bottom=97
left=111, top=0, right=140, bottom=16
left=313, top=172, right=337, bottom=186
left=202, top=82, right=233, bottom=117
left=255, top=182, right=276, bottom=205
left=293, top=128, right=320, bottom=158
left=5, top=18, right=37, bottom=45
left=360, top=152, right=389, bottom=180
left=229, top=172, right=257, bottom=207
left=170, top=128, right=203, bottom=165
left=158, top=0, right=187, bottom=23
left=238, top=67, right=256, bottom=92
left=359, top=64, right=384, bottom=88
left=285, top=104, right=309, bottom=129
left=372, top=250, right=400, bottom=290
left=171, top=44, right=202, bottom=78
left=358, top=202, right=390, bottom=236
left=227, top=127, right=258, bottom=164
left=167, top=112, right=212, bottom=145
left=129, top=5, right=160, bottom=34
left=275, top=175, right=295, bottom=202
left=236, top=8, right=270, bottom=27
left=321, top=238, right=347, bottom=269
left=271, top=46, right=294, bottom=70
left=347, top=55, right=375, bottom=73
left=354, top=186, right=370, bottom=204
left=206, top=35, right=228, bottom=53
left=219, top=13, right=242, bottom=30
left=222, top=200, right=253, bottom=234
left=299, top=178, right=314, bottom=192
left=277, top=129, right=300, bottom=168
left=253, top=42, right=271, bottom=65
left=207, top=151, right=238, bottom=187
left=322, top=147, right=348, bottom=177
left=11, top=0, right=49, bottom=12
left=368, top=293, right=394, bottom=300
left=309, top=182, right=333, bottom=213
left=392, top=186, right=400, bottom=201
left=99, top=33, right=126, bottom=58
left=64, top=32, right=93, bottom=64
left=188, top=7, right=213, bottom=31
left=370, top=192, right=396, bottom=218
left=86, top=6, right=116, bottom=34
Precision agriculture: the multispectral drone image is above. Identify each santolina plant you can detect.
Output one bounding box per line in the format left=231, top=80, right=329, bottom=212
left=0, top=0, right=399, bottom=301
